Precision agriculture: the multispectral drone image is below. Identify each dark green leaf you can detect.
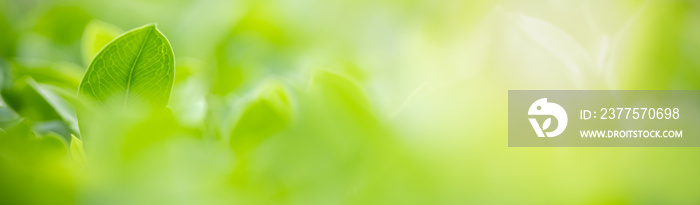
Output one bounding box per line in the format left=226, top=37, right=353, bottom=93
left=1, top=77, right=63, bottom=122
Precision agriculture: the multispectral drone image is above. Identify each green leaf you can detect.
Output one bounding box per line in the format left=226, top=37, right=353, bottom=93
left=81, top=20, right=123, bottom=67
left=32, top=5, right=92, bottom=45
left=1, top=77, right=63, bottom=122
left=0, top=119, right=75, bottom=205
left=70, top=134, right=86, bottom=167
left=229, top=81, right=292, bottom=156
left=10, top=60, right=83, bottom=90
left=308, top=70, right=375, bottom=121
left=78, top=24, right=175, bottom=109
left=0, top=6, right=17, bottom=58
left=1, top=77, right=77, bottom=140
left=0, top=105, right=20, bottom=131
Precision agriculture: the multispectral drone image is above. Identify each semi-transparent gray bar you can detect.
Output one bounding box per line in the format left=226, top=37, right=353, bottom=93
left=508, top=90, right=700, bottom=147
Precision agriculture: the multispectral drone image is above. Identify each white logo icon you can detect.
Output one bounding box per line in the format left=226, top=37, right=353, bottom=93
left=528, top=98, right=567, bottom=137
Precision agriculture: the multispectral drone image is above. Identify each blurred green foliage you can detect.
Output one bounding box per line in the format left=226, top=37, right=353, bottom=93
left=1, top=0, right=700, bottom=204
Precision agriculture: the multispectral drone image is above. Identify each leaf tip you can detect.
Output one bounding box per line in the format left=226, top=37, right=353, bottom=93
left=70, top=134, right=86, bottom=167
left=139, top=23, right=159, bottom=32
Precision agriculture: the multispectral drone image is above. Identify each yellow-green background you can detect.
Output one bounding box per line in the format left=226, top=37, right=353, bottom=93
left=1, top=0, right=699, bottom=204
